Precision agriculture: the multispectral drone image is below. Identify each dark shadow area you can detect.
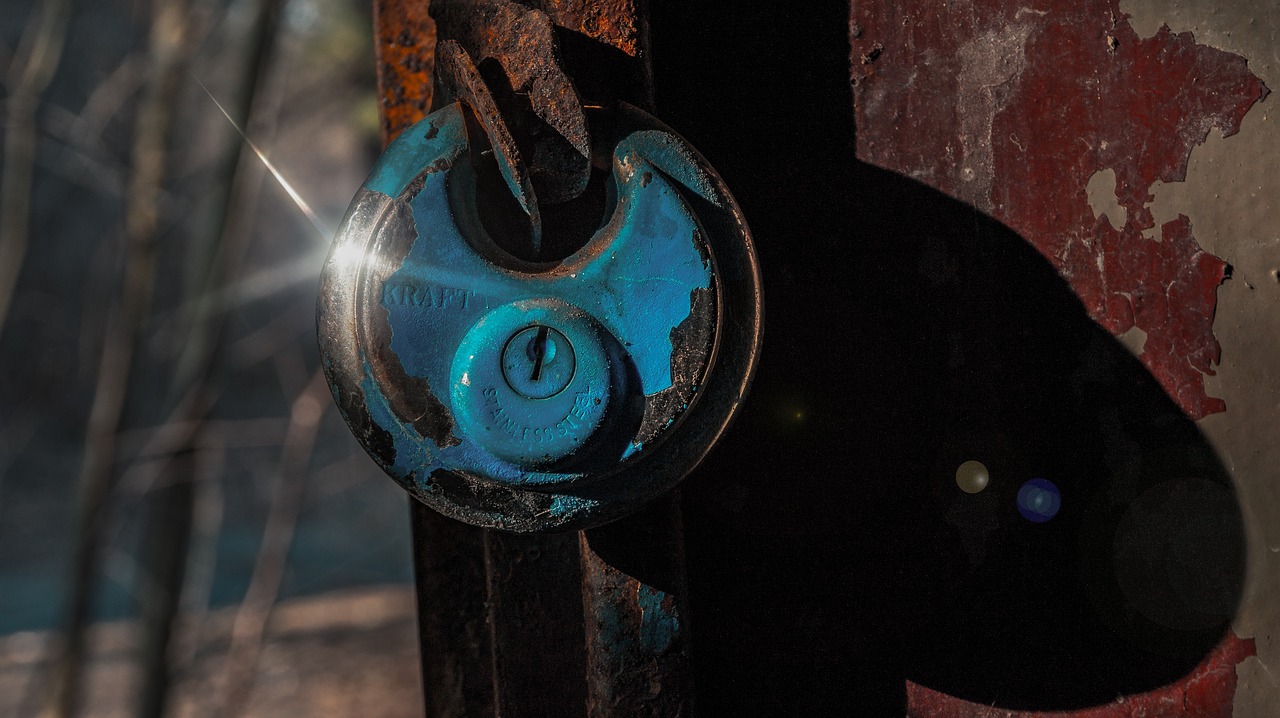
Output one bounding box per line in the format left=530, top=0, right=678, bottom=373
left=584, top=495, right=687, bottom=596
left=649, top=0, right=1246, bottom=715
left=552, top=26, right=652, bottom=110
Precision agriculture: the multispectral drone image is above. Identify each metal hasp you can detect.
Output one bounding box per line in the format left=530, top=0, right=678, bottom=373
left=317, top=101, right=762, bottom=531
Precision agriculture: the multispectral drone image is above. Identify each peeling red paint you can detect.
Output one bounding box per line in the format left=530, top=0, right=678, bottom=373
left=852, top=1, right=1267, bottom=420
left=852, top=0, right=1266, bottom=713
left=906, top=632, right=1256, bottom=717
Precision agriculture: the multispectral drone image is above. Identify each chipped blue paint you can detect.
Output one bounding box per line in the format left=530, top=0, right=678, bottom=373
left=359, top=361, right=431, bottom=484
left=637, top=586, right=680, bottom=655
left=352, top=102, right=715, bottom=490
left=573, top=158, right=712, bottom=392
left=381, top=137, right=710, bottom=397
left=549, top=494, right=594, bottom=520
left=320, top=100, right=761, bottom=532
left=616, top=131, right=724, bottom=209
left=363, top=104, right=468, bottom=199
left=585, top=581, right=682, bottom=691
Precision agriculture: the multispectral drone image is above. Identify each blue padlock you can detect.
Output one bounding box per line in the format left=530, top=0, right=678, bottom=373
left=318, top=102, right=762, bottom=531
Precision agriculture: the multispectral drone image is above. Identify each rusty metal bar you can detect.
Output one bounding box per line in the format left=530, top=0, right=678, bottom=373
left=409, top=505, right=493, bottom=717
left=368, top=6, right=493, bottom=717
left=581, top=496, right=695, bottom=716
left=541, top=3, right=699, bottom=714
left=483, top=530, right=588, bottom=714
left=372, top=0, right=437, bottom=145
left=430, top=0, right=591, bottom=204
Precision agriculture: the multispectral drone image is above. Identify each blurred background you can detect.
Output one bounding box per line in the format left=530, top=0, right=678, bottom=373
left=0, top=0, right=424, bottom=714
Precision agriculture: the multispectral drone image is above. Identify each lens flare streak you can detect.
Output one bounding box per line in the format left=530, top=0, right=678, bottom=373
left=192, top=72, right=331, bottom=241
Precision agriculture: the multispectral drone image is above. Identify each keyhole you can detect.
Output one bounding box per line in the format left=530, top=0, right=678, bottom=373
left=502, top=325, right=576, bottom=399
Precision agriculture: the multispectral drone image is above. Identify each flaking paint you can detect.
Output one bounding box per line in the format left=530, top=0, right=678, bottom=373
left=852, top=0, right=1273, bottom=713
left=1116, top=3, right=1280, bottom=715
left=325, top=101, right=729, bottom=527
left=854, top=0, right=1267, bottom=422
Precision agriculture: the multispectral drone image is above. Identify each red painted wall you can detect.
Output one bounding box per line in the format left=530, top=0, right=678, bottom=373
left=850, top=1, right=1267, bottom=714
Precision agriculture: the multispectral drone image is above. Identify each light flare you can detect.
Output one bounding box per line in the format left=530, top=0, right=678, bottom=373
left=192, top=72, right=331, bottom=241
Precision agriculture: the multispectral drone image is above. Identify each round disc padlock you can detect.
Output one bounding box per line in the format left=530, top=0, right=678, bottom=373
left=317, top=101, right=762, bottom=531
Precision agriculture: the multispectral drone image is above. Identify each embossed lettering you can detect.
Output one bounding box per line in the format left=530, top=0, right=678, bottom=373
left=383, top=282, right=473, bottom=309
left=479, top=384, right=605, bottom=447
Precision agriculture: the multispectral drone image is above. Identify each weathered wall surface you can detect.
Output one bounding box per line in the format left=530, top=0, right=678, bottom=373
left=852, top=0, right=1277, bottom=714
left=1116, top=3, right=1280, bottom=715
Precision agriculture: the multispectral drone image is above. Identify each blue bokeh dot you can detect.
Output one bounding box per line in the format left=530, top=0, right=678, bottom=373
left=1017, top=478, right=1061, bottom=523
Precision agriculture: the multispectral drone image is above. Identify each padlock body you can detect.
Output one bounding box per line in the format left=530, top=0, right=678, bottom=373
left=318, top=102, right=762, bottom=531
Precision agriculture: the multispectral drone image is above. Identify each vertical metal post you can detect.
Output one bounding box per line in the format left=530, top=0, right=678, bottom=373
left=581, top=496, right=694, bottom=716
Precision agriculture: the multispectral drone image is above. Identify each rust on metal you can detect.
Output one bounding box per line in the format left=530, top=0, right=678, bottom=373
left=376, top=1, right=701, bottom=715
left=431, top=0, right=591, bottom=203
left=906, top=632, right=1256, bottom=717
left=536, top=0, right=644, bottom=56
left=435, top=39, right=544, bottom=247
left=580, top=496, right=695, bottom=717
left=373, top=0, right=436, bottom=144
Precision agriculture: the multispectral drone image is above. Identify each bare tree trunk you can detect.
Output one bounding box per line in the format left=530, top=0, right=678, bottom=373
left=42, top=0, right=192, bottom=714
left=135, top=450, right=197, bottom=718
left=133, top=0, right=284, bottom=713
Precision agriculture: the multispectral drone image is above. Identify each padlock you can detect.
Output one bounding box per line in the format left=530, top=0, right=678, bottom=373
left=317, top=101, right=762, bottom=531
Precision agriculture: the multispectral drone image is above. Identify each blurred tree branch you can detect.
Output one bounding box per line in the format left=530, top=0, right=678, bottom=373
left=36, top=56, right=149, bottom=200
left=0, top=0, right=72, bottom=333
left=172, top=445, right=227, bottom=669
left=41, top=0, right=195, bottom=714
left=0, top=1, right=380, bottom=716
left=135, top=0, right=286, bottom=714
left=213, top=368, right=328, bottom=718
